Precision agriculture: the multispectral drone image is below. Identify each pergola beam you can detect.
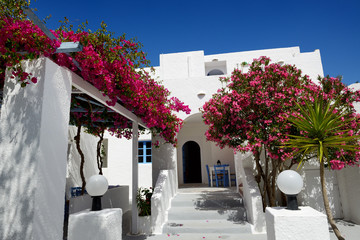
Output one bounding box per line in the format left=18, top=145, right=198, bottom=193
left=22, top=7, right=83, bottom=70
left=75, top=96, right=106, bottom=108
left=22, top=7, right=57, bottom=41
left=70, top=107, right=115, bottom=113
left=71, top=73, right=147, bottom=128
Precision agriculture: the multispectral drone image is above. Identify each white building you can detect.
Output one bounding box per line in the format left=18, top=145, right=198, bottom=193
left=101, top=46, right=324, bottom=187
left=100, top=46, right=360, bottom=229
left=1, top=47, right=360, bottom=239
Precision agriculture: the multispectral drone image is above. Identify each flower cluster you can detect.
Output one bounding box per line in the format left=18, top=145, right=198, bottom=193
left=0, top=17, right=59, bottom=87
left=202, top=57, right=318, bottom=160
left=202, top=56, right=360, bottom=169
left=0, top=10, right=190, bottom=145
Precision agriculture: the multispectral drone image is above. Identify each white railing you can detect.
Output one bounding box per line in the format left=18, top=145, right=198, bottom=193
left=235, top=152, right=266, bottom=233
left=151, top=169, right=177, bottom=234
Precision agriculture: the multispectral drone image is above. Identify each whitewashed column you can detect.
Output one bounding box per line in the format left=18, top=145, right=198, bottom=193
left=131, top=121, right=139, bottom=234
left=151, top=135, right=178, bottom=189
left=0, top=58, right=72, bottom=240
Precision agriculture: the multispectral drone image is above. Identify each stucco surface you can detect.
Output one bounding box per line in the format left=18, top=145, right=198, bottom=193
left=68, top=208, right=122, bottom=240
left=266, top=207, right=330, bottom=240
left=151, top=169, right=177, bottom=234
left=0, top=58, right=71, bottom=240
left=102, top=132, right=152, bottom=191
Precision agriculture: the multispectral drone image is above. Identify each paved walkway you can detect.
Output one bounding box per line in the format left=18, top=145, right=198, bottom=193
left=124, top=185, right=360, bottom=240
left=329, top=219, right=360, bottom=240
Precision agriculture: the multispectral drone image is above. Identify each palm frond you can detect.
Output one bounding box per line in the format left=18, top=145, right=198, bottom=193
left=282, top=96, right=359, bottom=167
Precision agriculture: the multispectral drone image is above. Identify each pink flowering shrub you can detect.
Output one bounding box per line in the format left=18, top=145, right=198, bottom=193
left=0, top=7, right=190, bottom=145
left=203, top=57, right=319, bottom=160
left=201, top=57, right=360, bottom=208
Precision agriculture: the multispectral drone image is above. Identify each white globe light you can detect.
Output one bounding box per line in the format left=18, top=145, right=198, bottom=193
left=277, top=170, right=303, bottom=195
left=86, top=175, right=109, bottom=196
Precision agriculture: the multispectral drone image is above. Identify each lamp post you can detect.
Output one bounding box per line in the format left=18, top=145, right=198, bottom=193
left=86, top=175, right=109, bottom=211
left=276, top=170, right=303, bottom=210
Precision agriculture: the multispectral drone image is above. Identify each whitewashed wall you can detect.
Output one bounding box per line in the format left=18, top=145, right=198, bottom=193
left=235, top=152, right=266, bottom=233
left=152, top=47, right=324, bottom=121
left=66, top=126, right=99, bottom=197
left=152, top=135, right=177, bottom=188
left=297, top=161, right=342, bottom=218
left=337, top=167, right=360, bottom=224
left=334, top=82, right=360, bottom=224
left=0, top=58, right=72, bottom=240
left=67, top=129, right=153, bottom=198
left=150, top=46, right=324, bottom=188
left=176, top=113, right=234, bottom=185
left=69, top=186, right=130, bottom=214
left=101, top=132, right=152, bottom=191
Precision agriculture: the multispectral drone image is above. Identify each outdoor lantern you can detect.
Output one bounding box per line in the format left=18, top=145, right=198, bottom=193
left=197, top=91, right=206, bottom=99
left=276, top=170, right=303, bottom=210
left=277, top=59, right=285, bottom=66
left=86, top=175, right=109, bottom=211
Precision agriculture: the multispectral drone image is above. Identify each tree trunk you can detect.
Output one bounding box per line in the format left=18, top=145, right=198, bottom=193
left=254, top=150, right=266, bottom=211
left=263, top=149, right=273, bottom=207
left=320, top=161, right=344, bottom=240
left=269, top=158, right=277, bottom=206
left=96, top=131, right=104, bottom=175
left=74, top=123, right=86, bottom=195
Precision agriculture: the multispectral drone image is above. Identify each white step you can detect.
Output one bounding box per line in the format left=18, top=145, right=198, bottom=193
left=171, top=194, right=244, bottom=208
left=167, top=207, right=247, bottom=221
left=163, top=219, right=252, bottom=234
left=126, top=233, right=266, bottom=240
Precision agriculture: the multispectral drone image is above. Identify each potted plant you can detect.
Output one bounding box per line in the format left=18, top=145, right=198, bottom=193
left=136, top=187, right=153, bottom=234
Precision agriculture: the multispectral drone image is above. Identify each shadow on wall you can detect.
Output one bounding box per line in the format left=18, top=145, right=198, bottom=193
left=0, top=62, right=44, bottom=239
left=0, top=59, right=69, bottom=239
left=152, top=136, right=177, bottom=187
left=66, top=125, right=99, bottom=194
left=298, top=166, right=342, bottom=218
left=0, top=58, right=74, bottom=240
left=151, top=169, right=177, bottom=234
left=68, top=186, right=130, bottom=214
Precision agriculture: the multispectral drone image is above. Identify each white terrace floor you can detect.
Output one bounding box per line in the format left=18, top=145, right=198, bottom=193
left=124, top=184, right=360, bottom=240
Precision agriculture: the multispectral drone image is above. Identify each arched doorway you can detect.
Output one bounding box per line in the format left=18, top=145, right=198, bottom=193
left=182, top=141, right=202, bottom=183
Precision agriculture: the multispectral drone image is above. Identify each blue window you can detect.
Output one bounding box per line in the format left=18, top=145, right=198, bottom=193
left=138, top=141, right=152, bottom=163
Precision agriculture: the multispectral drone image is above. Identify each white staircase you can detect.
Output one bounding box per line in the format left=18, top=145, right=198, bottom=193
left=163, top=187, right=251, bottom=235
left=124, top=187, right=266, bottom=240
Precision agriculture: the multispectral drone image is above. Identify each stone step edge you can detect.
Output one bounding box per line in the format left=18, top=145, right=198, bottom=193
left=168, top=207, right=247, bottom=212
left=164, top=219, right=251, bottom=227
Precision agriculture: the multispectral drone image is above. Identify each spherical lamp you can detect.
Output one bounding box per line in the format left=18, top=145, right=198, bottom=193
left=86, top=175, right=109, bottom=211
left=277, top=170, right=303, bottom=210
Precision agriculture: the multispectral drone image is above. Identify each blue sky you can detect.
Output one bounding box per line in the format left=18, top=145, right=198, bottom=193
left=31, top=0, right=360, bottom=85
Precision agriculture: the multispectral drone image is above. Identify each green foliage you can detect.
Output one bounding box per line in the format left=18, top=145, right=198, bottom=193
left=136, top=187, right=153, bottom=216
left=57, top=18, right=150, bottom=69
left=282, top=93, right=357, bottom=240
left=0, top=0, right=30, bottom=19
left=284, top=97, right=359, bottom=168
